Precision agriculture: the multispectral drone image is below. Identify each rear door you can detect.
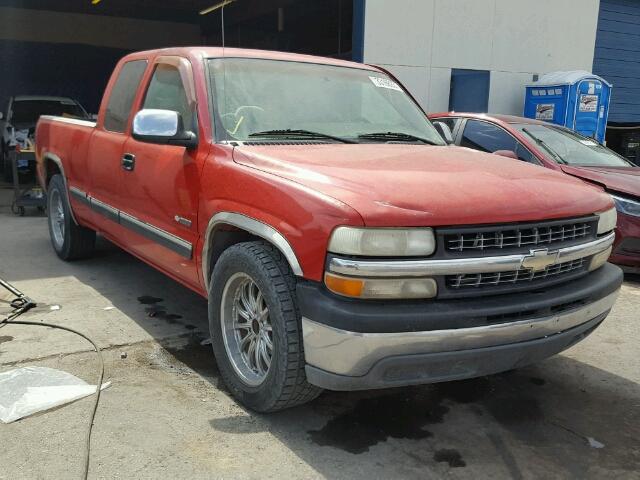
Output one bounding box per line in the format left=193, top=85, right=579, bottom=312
left=119, top=56, right=202, bottom=288
left=87, top=59, right=148, bottom=236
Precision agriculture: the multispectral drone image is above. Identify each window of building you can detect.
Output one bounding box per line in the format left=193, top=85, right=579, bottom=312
left=104, top=60, right=147, bottom=133
left=449, top=69, right=490, bottom=113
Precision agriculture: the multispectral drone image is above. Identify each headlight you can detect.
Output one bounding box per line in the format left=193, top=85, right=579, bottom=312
left=328, top=227, right=435, bottom=256
left=324, top=273, right=437, bottom=299
left=612, top=194, right=640, bottom=218
left=596, top=207, right=617, bottom=234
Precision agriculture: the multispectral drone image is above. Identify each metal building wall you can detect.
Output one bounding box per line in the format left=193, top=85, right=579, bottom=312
left=593, top=0, right=640, bottom=124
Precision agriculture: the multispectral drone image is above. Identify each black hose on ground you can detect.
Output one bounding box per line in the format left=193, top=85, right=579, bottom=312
left=1, top=279, right=104, bottom=480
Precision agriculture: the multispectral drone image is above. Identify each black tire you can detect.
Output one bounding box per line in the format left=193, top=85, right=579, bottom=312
left=47, top=174, right=96, bottom=260
left=209, top=241, right=322, bottom=412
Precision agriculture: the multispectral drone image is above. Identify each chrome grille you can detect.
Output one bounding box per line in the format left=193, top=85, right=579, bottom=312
left=447, top=259, right=585, bottom=289
left=446, top=222, right=592, bottom=252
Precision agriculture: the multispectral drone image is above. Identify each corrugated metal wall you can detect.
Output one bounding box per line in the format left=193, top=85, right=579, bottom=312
left=593, top=0, right=640, bottom=124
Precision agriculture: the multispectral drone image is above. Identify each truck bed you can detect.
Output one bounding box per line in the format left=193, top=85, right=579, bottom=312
left=35, top=115, right=96, bottom=190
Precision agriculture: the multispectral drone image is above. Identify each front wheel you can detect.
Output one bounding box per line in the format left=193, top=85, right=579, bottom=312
left=47, top=174, right=96, bottom=260
left=209, top=241, right=321, bottom=412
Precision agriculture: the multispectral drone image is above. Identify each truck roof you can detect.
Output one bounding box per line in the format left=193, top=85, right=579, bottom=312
left=122, top=47, right=380, bottom=72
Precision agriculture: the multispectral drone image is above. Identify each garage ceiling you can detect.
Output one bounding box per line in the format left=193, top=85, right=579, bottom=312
left=0, top=0, right=215, bottom=22
left=0, top=0, right=305, bottom=23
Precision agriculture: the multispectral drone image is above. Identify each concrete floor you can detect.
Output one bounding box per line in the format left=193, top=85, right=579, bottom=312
left=1, top=194, right=639, bottom=479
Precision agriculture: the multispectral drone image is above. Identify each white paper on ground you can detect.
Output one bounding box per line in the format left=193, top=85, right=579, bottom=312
left=587, top=436, right=605, bottom=449
left=0, top=366, right=110, bottom=423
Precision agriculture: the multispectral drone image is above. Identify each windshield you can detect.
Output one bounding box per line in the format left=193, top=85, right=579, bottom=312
left=515, top=123, right=633, bottom=167
left=11, top=99, right=87, bottom=127
left=207, top=58, right=444, bottom=145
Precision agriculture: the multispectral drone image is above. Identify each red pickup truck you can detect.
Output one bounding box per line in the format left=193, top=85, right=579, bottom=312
left=36, top=47, right=622, bottom=412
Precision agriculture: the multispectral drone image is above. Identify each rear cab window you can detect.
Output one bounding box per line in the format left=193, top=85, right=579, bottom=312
left=104, top=60, right=148, bottom=133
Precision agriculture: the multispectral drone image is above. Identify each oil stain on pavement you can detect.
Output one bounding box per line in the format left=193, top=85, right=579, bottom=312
left=138, top=295, right=198, bottom=329
left=137, top=295, right=164, bottom=305
left=145, top=305, right=184, bottom=322
left=433, top=448, right=466, bottom=467
left=308, top=373, right=545, bottom=465
left=162, top=335, right=220, bottom=378
left=308, top=389, right=448, bottom=454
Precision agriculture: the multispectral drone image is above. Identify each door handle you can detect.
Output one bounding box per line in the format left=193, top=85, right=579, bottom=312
left=122, top=153, right=135, bottom=171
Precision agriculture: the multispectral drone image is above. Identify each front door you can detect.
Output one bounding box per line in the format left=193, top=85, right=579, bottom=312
left=120, top=57, right=202, bottom=289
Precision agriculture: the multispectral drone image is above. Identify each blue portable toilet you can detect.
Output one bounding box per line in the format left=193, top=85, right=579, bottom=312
left=524, top=71, right=612, bottom=143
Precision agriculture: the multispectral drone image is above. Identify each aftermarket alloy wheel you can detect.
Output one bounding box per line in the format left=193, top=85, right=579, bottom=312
left=49, top=187, right=66, bottom=247
left=47, top=174, right=96, bottom=260
left=209, top=241, right=321, bottom=412
left=220, top=272, right=274, bottom=386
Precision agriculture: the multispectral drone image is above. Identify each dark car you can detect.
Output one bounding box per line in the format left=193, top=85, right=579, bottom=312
left=429, top=112, right=640, bottom=273
left=1, top=95, right=89, bottom=182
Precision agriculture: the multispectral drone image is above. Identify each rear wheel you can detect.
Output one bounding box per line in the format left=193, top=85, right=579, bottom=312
left=47, top=174, right=96, bottom=260
left=209, top=241, right=321, bottom=412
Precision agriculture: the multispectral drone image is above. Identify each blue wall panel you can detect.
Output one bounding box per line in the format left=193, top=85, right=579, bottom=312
left=352, top=0, right=365, bottom=62
left=593, top=0, right=640, bottom=124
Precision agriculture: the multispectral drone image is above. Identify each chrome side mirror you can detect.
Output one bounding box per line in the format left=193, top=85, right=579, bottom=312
left=132, top=109, right=197, bottom=149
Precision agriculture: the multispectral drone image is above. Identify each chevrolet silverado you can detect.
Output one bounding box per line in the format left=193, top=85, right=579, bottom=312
left=36, top=48, right=622, bottom=412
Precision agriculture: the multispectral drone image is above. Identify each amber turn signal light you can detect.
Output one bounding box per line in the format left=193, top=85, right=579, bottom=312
left=324, top=273, right=365, bottom=298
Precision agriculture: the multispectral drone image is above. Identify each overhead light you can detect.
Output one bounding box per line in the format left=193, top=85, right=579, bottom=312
left=91, top=0, right=102, bottom=4
left=199, top=0, right=236, bottom=15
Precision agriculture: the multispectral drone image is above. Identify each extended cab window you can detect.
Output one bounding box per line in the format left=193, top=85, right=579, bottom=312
left=461, top=120, right=537, bottom=163
left=142, top=64, right=194, bottom=132
left=104, top=60, right=147, bottom=133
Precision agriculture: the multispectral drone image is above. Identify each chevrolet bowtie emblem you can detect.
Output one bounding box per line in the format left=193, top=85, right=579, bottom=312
left=521, top=248, right=559, bottom=272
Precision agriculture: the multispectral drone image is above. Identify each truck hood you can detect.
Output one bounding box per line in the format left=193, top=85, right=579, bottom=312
left=233, top=144, right=613, bottom=226
left=560, top=165, right=640, bottom=199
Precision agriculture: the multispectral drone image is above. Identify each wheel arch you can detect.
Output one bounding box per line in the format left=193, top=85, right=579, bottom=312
left=41, top=151, right=79, bottom=225
left=203, top=212, right=304, bottom=291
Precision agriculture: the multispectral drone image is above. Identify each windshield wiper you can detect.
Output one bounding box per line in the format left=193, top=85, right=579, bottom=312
left=248, top=129, right=357, bottom=144
left=521, top=127, right=567, bottom=165
left=357, top=131, right=440, bottom=145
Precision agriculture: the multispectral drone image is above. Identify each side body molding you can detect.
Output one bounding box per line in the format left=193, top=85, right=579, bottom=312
left=203, top=212, right=304, bottom=290
left=42, top=152, right=79, bottom=225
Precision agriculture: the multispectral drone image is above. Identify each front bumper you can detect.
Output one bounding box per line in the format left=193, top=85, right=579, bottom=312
left=298, top=263, right=622, bottom=391
left=610, top=212, right=640, bottom=272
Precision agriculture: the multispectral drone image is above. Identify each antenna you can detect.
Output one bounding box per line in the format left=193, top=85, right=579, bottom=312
left=221, top=5, right=226, bottom=53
